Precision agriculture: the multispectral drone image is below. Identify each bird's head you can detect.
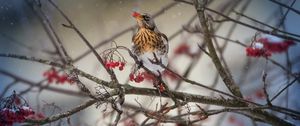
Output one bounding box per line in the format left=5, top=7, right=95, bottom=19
left=132, top=12, right=156, bottom=30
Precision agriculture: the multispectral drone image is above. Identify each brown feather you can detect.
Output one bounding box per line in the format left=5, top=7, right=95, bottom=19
left=132, top=27, right=167, bottom=55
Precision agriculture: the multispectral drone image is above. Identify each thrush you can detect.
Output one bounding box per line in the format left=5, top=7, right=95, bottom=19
left=131, top=12, right=168, bottom=75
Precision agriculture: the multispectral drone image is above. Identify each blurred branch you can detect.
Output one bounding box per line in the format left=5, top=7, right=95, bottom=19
left=25, top=98, right=109, bottom=125
left=0, top=80, right=18, bottom=98
left=48, top=0, right=114, bottom=78
left=47, top=1, right=125, bottom=124
left=193, top=0, right=243, bottom=97
left=262, top=71, right=272, bottom=106
left=183, top=22, right=299, bottom=82
left=268, top=0, right=300, bottom=15
left=204, top=6, right=300, bottom=42
left=192, top=0, right=295, bottom=125
left=0, top=69, right=86, bottom=97
left=1, top=0, right=299, bottom=125
left=1, top=53, right=300, bottom=125
left=26, top=0, right=68, bottom=64
left=178, top=0, right=300, bottom=42
left=274, top=0, right=296, bottom=30
left=232, top=10, right=299, bottom=38
left=270, top=77, right=298, bottom=102
left=0, top=32, right=55, bottom=55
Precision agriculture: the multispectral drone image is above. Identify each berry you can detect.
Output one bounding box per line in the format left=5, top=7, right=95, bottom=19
left=104, top=60, right=126, bottom=71
left=0, top=93, right=35, bottom=125
left=129, top=73, right=135, bottom=81
left=158, top=84, right=165, bottom=92
left=129, top=72, right=145, bottom=83
left=42, top=68, right=73, bottom=85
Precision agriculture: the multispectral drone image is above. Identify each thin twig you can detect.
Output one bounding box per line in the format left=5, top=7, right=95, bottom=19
left=262, top=71, right=272, bottom=106
left=193, top=0, right=243, bottom=97
left=268, top=0, right=300, bottom=15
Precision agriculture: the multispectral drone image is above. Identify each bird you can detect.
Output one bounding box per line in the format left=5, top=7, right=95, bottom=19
left=131, top=11, right=168, bottom=76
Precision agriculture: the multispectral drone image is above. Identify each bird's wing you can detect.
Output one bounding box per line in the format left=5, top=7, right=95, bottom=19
left=159, top=33, right=168, bottom=67
left=160, top=33, right=169, bottom=54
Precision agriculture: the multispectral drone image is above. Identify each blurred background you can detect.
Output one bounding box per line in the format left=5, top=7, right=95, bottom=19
left=0, top=0, right=300, bottom=125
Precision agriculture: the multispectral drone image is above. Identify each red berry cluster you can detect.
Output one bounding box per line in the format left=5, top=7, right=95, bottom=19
left=246, top=47, right=271, bottom=58
left=227, top=115, right=244, bottom=126
left=255, top=89, right=266, bottom=100
left=244, top=89, right=266, bottom=102
left=175, top=43, right=190, bottom=54
left=26, top=112, right=46, bottom=121
left=43, top=68, right=73, bottom=84
left=258, top=38, right=295, bottom=53
left=0, top=107, right=34, bottom=125
left=158, top=84, right=165, bottom=92
left=129, top=71, right=166, bottom=92
left=105, top=60, right=126, bottom=71
left=228, top=115, right=236, bottom=124
left=174, top=43, right=195, bottom=57
left=246, top=34, right=295, bottom=58
left=0, top=92, right=35, bottom=126
left=129, top=72, right=169, bottom=84
left=129, top=73, right=144, bottom=83
left=123, top=118, right=137, bottom=126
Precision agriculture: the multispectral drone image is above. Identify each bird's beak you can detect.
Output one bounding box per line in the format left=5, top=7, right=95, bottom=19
left=132, top=12, right=142, bottom=20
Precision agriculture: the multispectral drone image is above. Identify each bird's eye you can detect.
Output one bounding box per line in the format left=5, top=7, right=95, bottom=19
left=143, top=15, right=150, bottom=21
